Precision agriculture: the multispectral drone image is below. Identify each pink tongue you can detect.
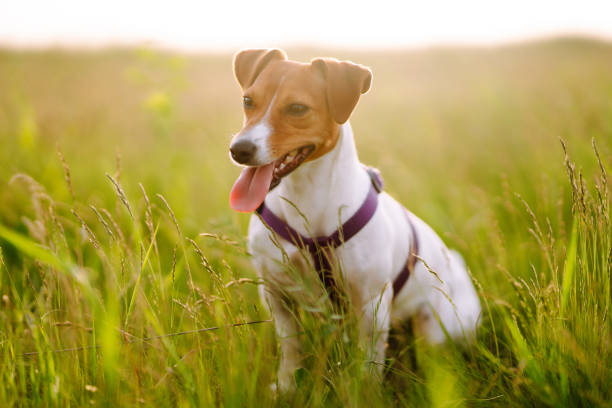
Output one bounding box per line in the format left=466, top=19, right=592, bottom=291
left=229, top=163, right=275, bottom=212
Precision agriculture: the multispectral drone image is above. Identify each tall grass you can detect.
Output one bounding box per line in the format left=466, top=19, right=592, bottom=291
left=0, top=38, right=610, bottom=406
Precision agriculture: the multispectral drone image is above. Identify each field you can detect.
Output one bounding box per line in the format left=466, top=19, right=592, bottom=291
left=0, top=38, right=610, bottom=407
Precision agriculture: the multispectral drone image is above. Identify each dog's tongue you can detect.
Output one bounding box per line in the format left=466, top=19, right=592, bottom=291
left=229, top=163, right=275, bottom=212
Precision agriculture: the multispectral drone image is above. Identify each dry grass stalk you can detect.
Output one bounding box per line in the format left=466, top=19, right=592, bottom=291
left=99, top=207, right=126, bottom=245
left=9, top=173, right=45, bottom=194
left=186, top=237, right=214, bottom=275
left=224, top=278, right=262, bottom=288
left=560, top=139, right=580, bottom=214
left=47, top=201, right=69, bottom=252
left=156, top=194, right=181, bottom=237
left=106, top=173, right=134, bottom=219
left=139, top=183, right=155, bottom=242
left=56, top=144, right=76, bottom=201
left=89, top=205, right=115, bottom=240
left=71, top=209, right=101, bottom=250
left=115, top=149, right=122, bottom=181
left=171, top=244, right=177, bottom=286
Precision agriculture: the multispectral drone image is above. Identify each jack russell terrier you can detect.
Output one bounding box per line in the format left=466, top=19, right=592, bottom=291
left=228, top=49, right=481, bottom=392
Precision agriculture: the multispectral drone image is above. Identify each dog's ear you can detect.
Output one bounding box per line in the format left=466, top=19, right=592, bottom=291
left=311, top=58, right=372, bottom=124
left=233, top=49, right=287, bottom=89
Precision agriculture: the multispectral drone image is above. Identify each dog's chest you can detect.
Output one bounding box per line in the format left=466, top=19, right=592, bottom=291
left=247, top=207, right=398, bottom=298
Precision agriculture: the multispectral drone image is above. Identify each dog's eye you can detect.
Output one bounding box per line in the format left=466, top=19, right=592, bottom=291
left=287, top=103, right=309, bottom=116
left=243, top=96, right=254, bottom=109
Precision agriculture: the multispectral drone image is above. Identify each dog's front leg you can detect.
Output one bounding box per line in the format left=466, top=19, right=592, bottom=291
left=262, top=288, right=302, bottom=393
left=357, top=284, right=393, bottom=376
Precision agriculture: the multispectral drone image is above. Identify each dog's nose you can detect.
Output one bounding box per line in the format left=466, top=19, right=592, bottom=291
left=230, top=139, right=257, bottom=164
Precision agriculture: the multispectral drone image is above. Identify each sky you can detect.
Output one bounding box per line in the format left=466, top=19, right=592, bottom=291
left=1, top=0, right=612, bottom=50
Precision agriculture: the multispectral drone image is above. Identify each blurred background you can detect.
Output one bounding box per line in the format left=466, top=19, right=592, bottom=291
left=2, top=0, right=612, bottom=50
left=1, top=0, right=611, bottom=226
left=1, top=2, right=611, bottom=406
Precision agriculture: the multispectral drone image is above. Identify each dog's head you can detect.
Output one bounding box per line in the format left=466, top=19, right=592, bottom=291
left=229, top=48, right=372, bottom=212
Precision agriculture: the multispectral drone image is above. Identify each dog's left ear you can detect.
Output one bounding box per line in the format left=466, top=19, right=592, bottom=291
left=234, top=48, right=287, bottom=89
left=311, top=58, right=372, bottom=124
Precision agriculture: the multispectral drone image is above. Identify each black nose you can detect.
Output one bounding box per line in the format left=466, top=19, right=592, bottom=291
left=230, top=139, right=257, bottom=164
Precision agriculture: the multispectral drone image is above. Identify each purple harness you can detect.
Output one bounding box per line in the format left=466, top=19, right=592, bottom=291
left=256, top=168, right=419, bottom=302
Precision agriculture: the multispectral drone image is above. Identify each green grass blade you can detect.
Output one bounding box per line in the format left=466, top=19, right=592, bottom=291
left=561, top=216, right=578, bottom=315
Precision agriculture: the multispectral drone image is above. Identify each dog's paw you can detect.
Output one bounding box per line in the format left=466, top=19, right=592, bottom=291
left=269, top=381, right=288, bottom=401
left=271, top=367, right=306, bottom=396
left=269, top=382, right=279, bottom=396
left=269, top=377, right=296, bottom=396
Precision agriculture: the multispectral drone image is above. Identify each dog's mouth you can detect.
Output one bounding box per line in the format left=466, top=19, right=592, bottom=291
left=229, top=145, right=315, bottom=213
left=270, top=145, right=315, bottom=190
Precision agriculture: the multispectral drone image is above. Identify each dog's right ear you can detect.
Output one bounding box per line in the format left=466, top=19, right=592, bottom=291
left=233, top=49, right=287, bottom=89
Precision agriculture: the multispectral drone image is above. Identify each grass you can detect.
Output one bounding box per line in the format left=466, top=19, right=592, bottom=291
left=0, top=37, right=610, bottom=406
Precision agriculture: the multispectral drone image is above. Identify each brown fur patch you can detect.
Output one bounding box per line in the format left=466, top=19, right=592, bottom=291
left=234, top=51, right=371, bottom=163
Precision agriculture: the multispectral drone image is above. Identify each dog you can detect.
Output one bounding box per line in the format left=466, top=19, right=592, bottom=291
left=228, top=49, right=481, bottom=392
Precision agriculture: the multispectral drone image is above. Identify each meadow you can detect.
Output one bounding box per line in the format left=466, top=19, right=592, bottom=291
left=0, top=37, right=610, bottom=407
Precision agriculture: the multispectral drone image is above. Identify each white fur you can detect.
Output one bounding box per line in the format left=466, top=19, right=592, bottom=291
left=231, top=77, right=285, bottom=165
left=248, top=122, right=481, bottom=392
left=244, top=122, right=273, bottom=164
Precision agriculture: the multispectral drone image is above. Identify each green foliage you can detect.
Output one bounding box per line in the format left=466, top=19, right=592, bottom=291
left=0, top=38, right=610, bottom=407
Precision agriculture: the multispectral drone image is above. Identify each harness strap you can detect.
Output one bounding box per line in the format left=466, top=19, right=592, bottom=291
left=392, top=212, right=419, bottom=297
left=256, top=182, right=379, bottom=250
left=256, top=168, right=418, bottom=301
